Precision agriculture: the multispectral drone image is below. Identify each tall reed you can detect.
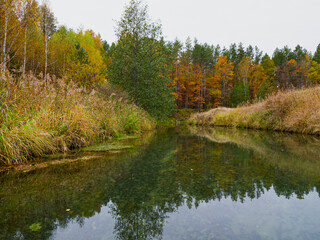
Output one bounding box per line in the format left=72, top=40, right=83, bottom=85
left=0, top=72, right=155, bottom=165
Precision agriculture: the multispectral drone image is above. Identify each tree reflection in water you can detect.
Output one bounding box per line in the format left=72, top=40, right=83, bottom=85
left=1, top=128, right=320, bottom=239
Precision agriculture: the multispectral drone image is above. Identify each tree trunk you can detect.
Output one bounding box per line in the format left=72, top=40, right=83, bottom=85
left=2, top=11, right=8, bottom=72
left=185, top=66, right=190, bottom=109
left=44, top=36, right=48, bottom=79
left=23, top=25, right=27, bottom=77
left=198, top=73, right=201, bottom=112
left=175, top=61, right=178, bottom=107
left=204, top=70, right=207, bottom=109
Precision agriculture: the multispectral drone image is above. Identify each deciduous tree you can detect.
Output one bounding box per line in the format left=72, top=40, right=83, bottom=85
left=109, top=0, right=174, bottom=119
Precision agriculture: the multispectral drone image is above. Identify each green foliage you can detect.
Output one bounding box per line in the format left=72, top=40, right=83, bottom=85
left=191, top=40, right=214, bottom=69
left=272, top=45, right=306, bottom=67
left=293, top=45, right=308, bottom=62
left=256, top=82, right=273, bottom=99
left=49, top=27, right=107, bottom=86
left=307, top=61, right=320, bottom=84
left=272, top=48, right=287, bottom=66
left=313, top=44, right=320, bottom=63
left=231, top=83, right=250, bottom=107
left=109, top=0, right=175, bottom=120
left=123, top=112, right=139, bottom=134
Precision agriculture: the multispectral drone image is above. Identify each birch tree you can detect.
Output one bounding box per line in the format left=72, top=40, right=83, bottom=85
left=39, top=1, right=56, bottom=79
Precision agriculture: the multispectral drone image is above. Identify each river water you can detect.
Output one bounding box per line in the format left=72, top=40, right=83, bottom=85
left=1, top=127, right=320, bottom=240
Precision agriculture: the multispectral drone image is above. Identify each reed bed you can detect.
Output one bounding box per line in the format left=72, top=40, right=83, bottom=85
left=0, top=72, right=155, bottom=165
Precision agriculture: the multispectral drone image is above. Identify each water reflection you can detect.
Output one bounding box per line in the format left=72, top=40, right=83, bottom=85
left=1, top=128, right=320, bottom=239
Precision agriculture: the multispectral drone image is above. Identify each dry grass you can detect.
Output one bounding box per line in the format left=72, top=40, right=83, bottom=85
left=0, top=72, right=155, bottom=165
left=189, top=87, right=320, bottom=135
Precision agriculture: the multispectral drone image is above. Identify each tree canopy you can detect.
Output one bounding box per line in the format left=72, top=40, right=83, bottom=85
left=108, top=0, right=175, bottom=119
left=0, top=0, right=320, bottom=114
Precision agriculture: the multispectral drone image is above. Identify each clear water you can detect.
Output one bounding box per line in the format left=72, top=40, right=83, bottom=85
left=1, top=127, right=320, bottom=240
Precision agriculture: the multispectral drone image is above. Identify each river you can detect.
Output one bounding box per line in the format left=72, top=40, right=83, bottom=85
left=1, top=127, right=320, bottom=240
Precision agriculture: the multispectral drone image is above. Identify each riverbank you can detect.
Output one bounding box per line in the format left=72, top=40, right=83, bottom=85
left=189, top=87, right=320, bottom=135
left=0, top=73, right=155, bottom=165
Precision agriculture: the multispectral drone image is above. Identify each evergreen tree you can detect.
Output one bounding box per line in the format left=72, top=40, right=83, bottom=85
left=183, top=36, right=193, bottom=62
left=313, top=44, right=320, bottom=63
left=254, top=46, right=263, bottom=65
left=272, top=48, right=286, bottom=66
left=108, top=0, right=175, bottom=119
left=191, top=41, right=213, bottom=69
left=293, top=45, right=307, bottom=62
left=229, top=43, right=237, bottom=63
left=231, top=83, right=250, bottom=107
left=213, top=45, right=221, bottom=65
left=236, top=43, right=245, bottom=65
left=245, top=45, right=254, bottom=59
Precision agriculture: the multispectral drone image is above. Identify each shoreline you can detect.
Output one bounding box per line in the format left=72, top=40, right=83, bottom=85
left=0, top=74, right=155, bottom=166
left=189, top=87, right=320, bottom=136
left=0, top=130, right=155, bottom=172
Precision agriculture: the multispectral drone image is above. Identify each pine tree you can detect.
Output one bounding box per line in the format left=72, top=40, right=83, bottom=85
left=313, top=44, right=320, bottom=63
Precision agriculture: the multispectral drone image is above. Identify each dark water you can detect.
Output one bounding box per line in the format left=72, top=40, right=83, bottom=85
left=1, top=128, right=320, bottom=240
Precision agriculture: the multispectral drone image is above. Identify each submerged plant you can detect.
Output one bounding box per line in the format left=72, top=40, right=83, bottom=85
left=29, top=223, right=42, bottom=232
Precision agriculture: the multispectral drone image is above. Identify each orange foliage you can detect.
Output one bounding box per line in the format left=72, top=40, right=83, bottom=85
left=173, top=58, right=204, bottom=108
left=207, top=56, right=234, bottom=107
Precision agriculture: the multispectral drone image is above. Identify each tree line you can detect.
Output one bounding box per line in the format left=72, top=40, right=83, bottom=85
left=0, top=0, right=109, bottom=86
left=1, top=0, right=320, bottom=118
left=168, top=40, right=320, bottom=110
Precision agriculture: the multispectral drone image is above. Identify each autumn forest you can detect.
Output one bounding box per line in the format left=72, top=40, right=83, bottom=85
left=1, top=0, right=320, bottom=113
left=1, top=0, right=320, bottom=165
left=2, top=0, right=320, bottom=239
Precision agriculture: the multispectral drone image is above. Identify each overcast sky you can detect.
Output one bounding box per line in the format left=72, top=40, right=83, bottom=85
left=50, top=0, right=320, bottom=55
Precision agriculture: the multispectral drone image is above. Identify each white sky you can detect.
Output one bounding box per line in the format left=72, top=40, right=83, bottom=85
left=50, top=0, right=320, bottom=55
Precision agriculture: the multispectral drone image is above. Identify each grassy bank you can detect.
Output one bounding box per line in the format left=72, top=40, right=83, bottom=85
left=189, top=87, right=320, bottom=135
left=0, top=73, right=155, bottom=165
